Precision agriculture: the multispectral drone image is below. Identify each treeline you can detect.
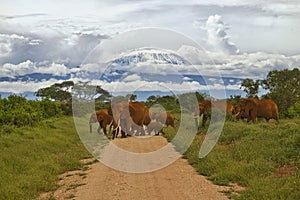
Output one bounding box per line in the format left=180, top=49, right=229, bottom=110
left=0, top=95, right=62, bottom=127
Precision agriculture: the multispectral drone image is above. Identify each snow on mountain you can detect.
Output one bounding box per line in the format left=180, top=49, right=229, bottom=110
left=108, top=48, right=191, bottom=66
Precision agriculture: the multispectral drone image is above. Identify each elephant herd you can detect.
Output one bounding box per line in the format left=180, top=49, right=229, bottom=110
left=89, top=102, right=175, bottom=139
left=89, top=98, right=279, bottom=139
left=194, top=98, right=279, bottom=129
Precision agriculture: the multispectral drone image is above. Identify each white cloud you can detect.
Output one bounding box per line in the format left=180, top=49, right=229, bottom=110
left=122, top=74, right=141, bottom=82
left=183, top=77, right=192, bottom=81
left=178, top=45, right=300, bottom=79
left=0, top=78, right=61, bottom=93
left=36, top=62, right=68, bottom=76
left=0, top=33, right=29, bottom=57
left=0, top=60, right=69, bottom=78
left=204, top=15, right=239, bottom=55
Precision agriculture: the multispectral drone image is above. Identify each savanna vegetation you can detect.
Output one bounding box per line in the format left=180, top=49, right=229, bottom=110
left=0, top=68, right=299, bottom=199
left=164, top=118, right=300, bottom=199
left=0, top=117, right=92, bottom=200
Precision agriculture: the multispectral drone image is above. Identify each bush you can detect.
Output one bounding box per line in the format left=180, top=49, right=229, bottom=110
left=286, top=101, right=300, bottom=118
left=0, top=95, right=63, bottom=128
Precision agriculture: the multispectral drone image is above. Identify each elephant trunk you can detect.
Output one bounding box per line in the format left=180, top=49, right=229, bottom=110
left=89, top=123, right=92, bottom=133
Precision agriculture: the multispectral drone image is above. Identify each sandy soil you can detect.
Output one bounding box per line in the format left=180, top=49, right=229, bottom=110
left=41, top=136, right=231, bottom=200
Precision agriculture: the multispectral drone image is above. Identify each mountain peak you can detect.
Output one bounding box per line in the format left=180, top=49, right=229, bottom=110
left=109, top=48, right=190, bottom=66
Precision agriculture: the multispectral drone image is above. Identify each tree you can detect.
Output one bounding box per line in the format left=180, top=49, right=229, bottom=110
left=147, top=95, right=159, bottom=104
left=195, top=92, right=206, bottom=102
left=240, top=78, right=260, bottom=98
left=36, top=81, right=110, bottom=103
left=126, top=94, right=137, bottom=102
left=72, top=81, right=110, bottom=102
left=228, top=95, right=242, bottom=105
left=35, top=81, right=74, bottom=101
left=262, top=68, right=300, bottom=114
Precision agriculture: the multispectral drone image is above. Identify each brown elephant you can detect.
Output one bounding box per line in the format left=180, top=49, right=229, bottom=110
left=147, top=121, right=164, bottom=135
left=89, top=110, right=118, bottom=136
left=236, top=98, right=279, bottom=123
left=194, top=100, right=234, bottom=129
left=151, top=111, right=175, bottom=127
left=233, top=104, right=247, bottom=121
left=108, top=101, right=151, bottom=139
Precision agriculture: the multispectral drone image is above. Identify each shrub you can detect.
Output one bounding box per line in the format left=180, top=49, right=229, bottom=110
left=0, top=95, right=64, bottom=128
left=286, top=101, right=300, bottom=118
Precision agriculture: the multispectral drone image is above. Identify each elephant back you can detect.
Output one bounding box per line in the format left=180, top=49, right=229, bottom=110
left=257, top=99, right=279, bottom=119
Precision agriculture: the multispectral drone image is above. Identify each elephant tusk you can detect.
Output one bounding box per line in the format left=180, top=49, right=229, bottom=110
left=235, top=112, right=240, bottom=116
left=108, top=120, right=113, bottom=127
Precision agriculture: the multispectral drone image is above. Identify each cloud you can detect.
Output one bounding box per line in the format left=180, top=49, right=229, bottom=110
left=183, top=77, right=192, bottom=81
left=0, top=13, right=47, bottom=20
left=0, top=60, right=69, bottom=78
left=0, top=78, right=61, bottom=93
left=122, top=74, right=141, bottom=82
left=178, top=45, right=300, bottom=79
left=204, top=15, right=239, bottom=55
left=0, top=21, right=109, bottom=66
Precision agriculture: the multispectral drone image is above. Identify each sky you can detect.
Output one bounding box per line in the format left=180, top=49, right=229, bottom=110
left=0, top=0, right=299, bottom=98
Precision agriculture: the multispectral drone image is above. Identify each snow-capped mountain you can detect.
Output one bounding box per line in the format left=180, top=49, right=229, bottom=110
left=109, top=48, right=190, bottom=66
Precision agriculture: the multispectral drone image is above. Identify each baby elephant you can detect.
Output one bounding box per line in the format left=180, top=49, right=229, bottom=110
left=147, top=121, right=164, bottom=136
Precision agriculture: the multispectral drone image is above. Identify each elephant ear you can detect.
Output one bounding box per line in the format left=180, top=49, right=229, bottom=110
left=128, top=102, right=138, bottom=115
left=97, top=113, right=104, bottom=122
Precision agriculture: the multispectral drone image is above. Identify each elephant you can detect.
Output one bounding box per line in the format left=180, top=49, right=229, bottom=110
left=233, top=105, right=245, bottom=121
left=236, top=98, right=279, bottom=123
left=151, top=111, right=175, bottom=127
left=89, top=110, right=119, bottom=136
left=108, top=101, right=151, bottom=138
left=146, top=121, right=164, bottom=135
left=194, top=100, right=234, bottom=129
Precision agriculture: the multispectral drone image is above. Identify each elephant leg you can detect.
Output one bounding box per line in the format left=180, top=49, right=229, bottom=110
left=97, top=124, right=102, bottom=134
left=99, top=121, right=106, bottom=135
left=121, top=130, right=126, bottom=138
left=115, top=126, right=120, bottom=138
left=147, top=127, right=151, bottom=135
left=103, top=126, right=107, bottom=135
left=202, top=114, right=208, bottom=127
left=112, top=126, right=120, bottom=140
left=134, top=127, right=139, bottom=136
left=251, top=115, right=256, bottom=123
left=140, top=126, right=145, bottom=136
left=112, top=131, right=115, bottom=140
left=246, top=117, right=251, bottom=123
left=194, top=117, right=199, bottom=130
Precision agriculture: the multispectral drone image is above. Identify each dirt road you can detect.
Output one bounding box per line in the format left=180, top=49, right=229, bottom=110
left=43, top=136, right=229, bottom=200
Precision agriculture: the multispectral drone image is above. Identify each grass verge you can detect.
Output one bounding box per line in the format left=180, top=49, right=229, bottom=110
left=163, top=118, right=300, bottom=199
left=0, top=116, right=91, bottom=200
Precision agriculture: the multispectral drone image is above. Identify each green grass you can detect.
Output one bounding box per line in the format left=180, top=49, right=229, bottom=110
left=0, top=116, right=91, bottom=200
left=1, top=112, right=300, bottom=200
left=164, top=117, right=300, bottom=199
